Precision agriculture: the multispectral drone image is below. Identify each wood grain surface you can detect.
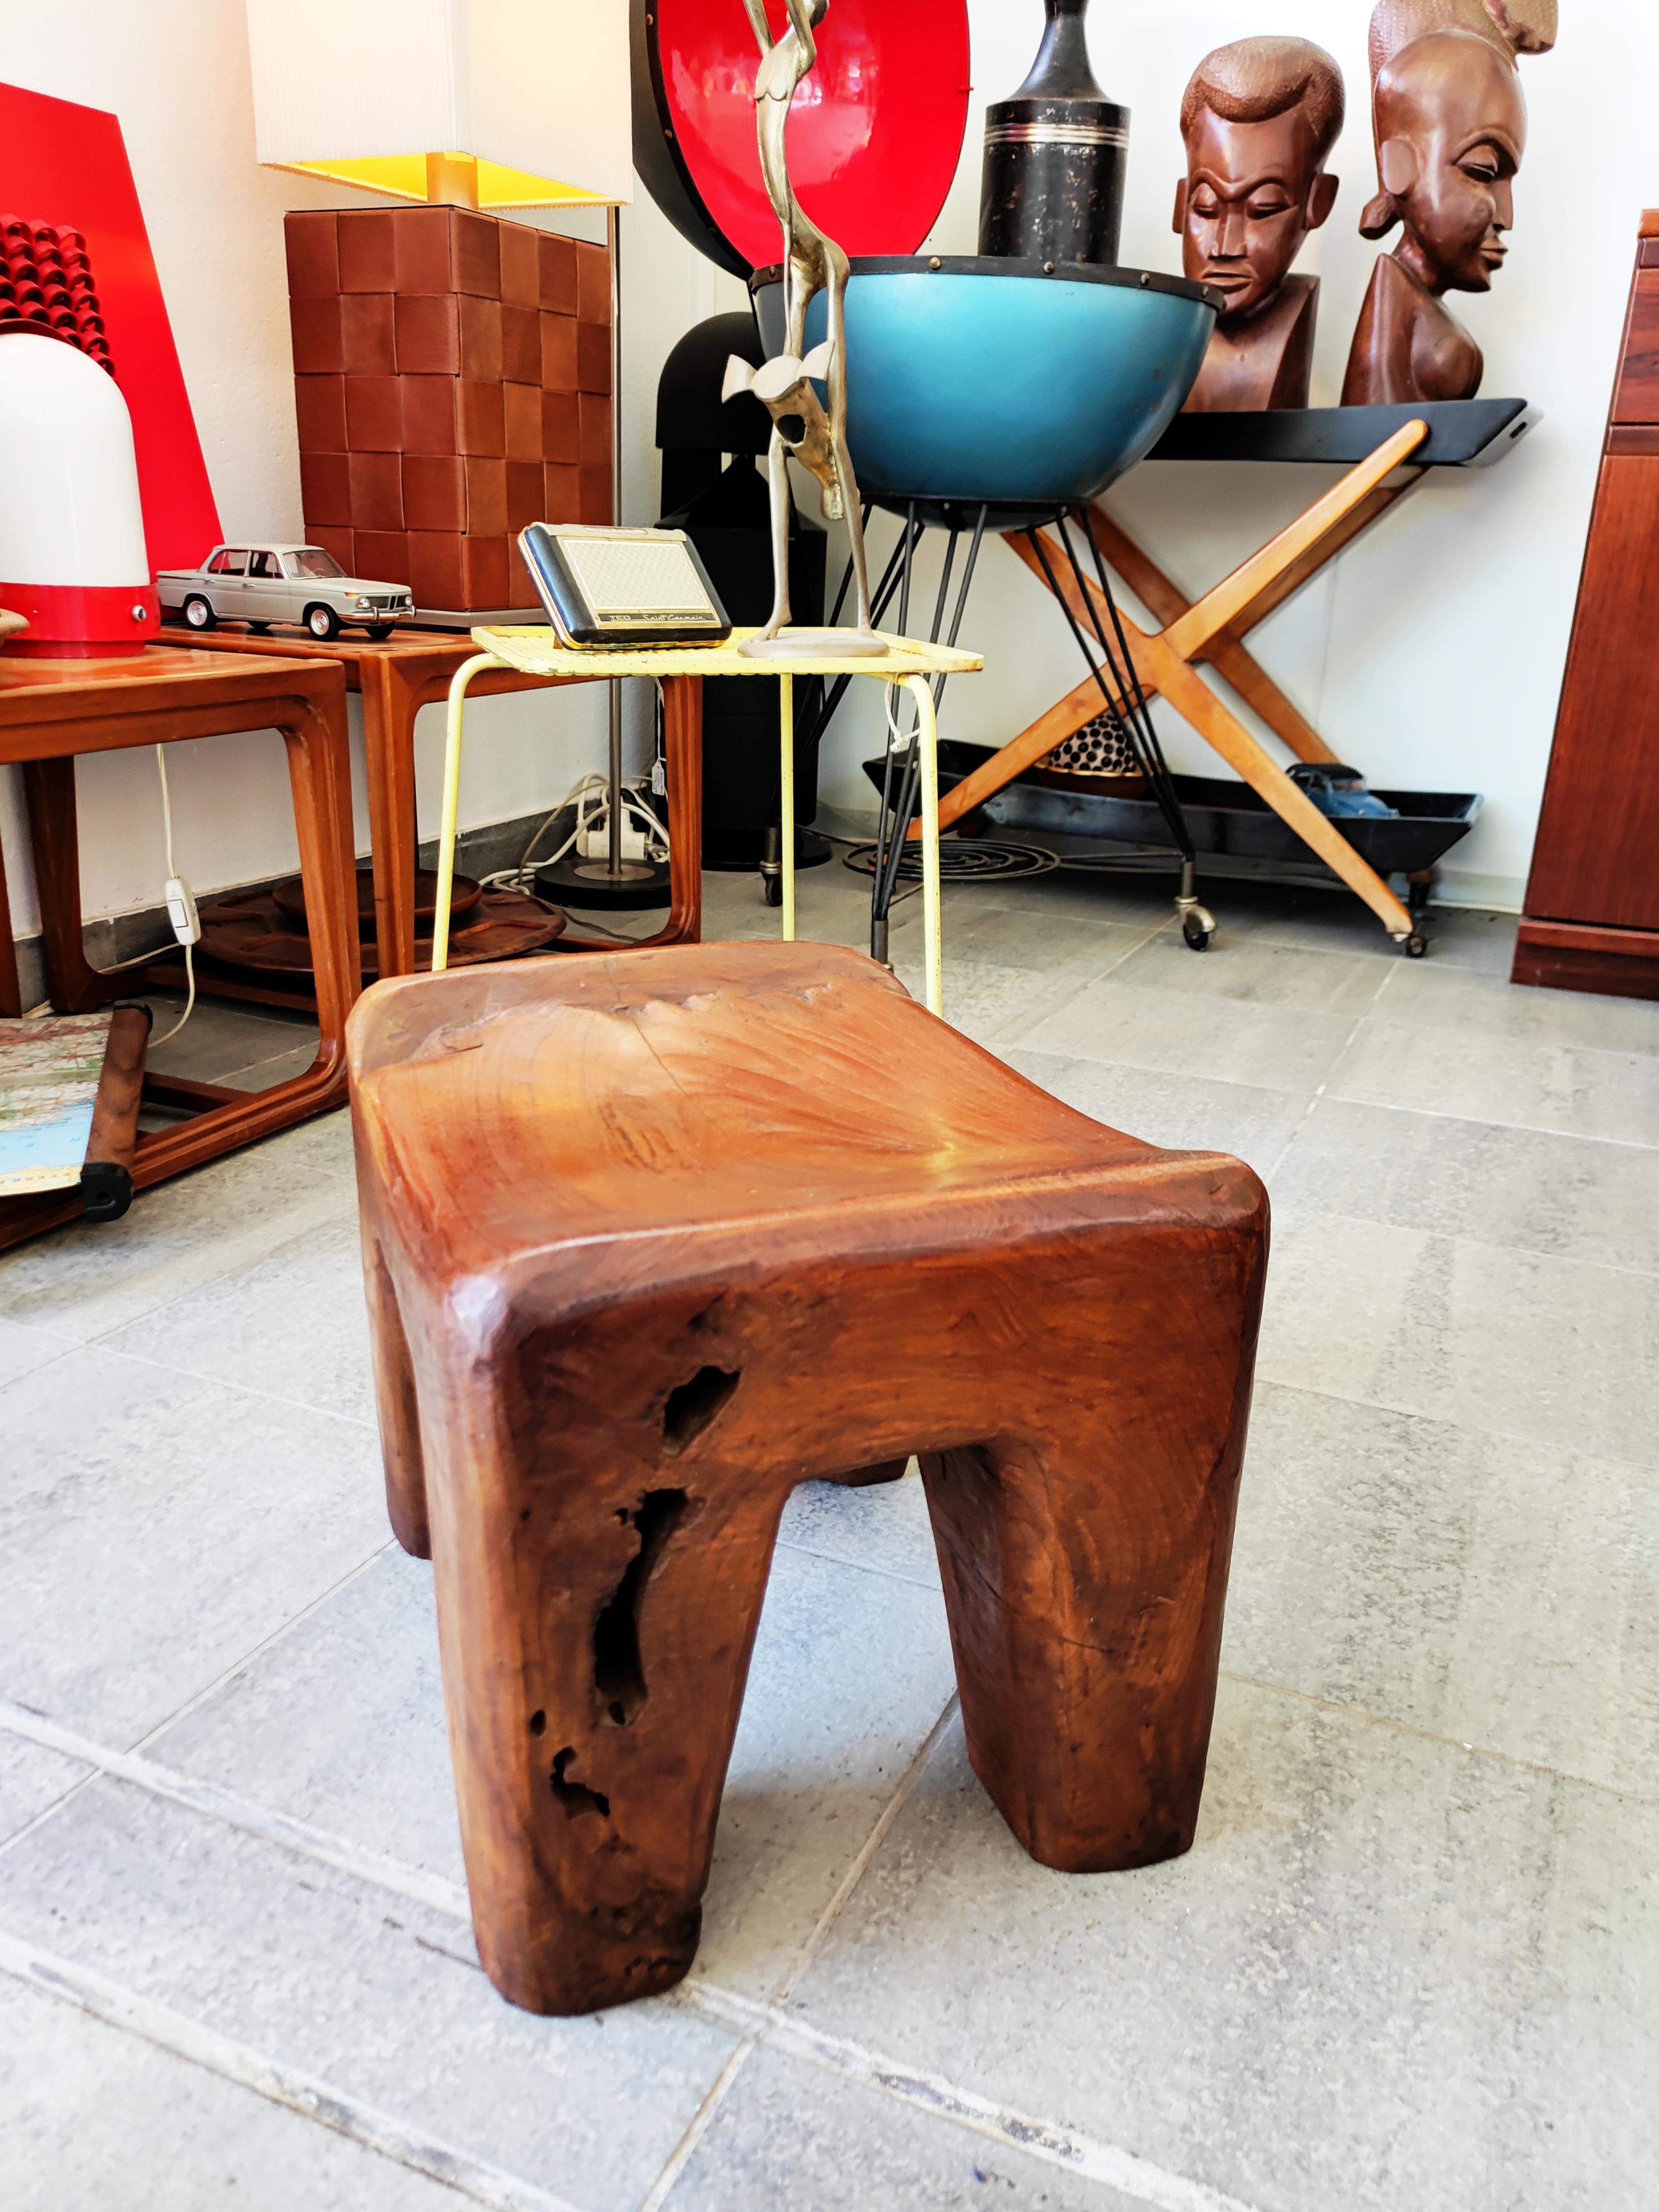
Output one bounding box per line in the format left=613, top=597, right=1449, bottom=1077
left=1520, top=217, right=1659, bottom=991
left=350, top=942, right=1269, bottom=2014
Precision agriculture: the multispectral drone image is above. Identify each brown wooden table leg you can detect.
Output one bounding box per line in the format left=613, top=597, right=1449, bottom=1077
left=20, top=757, right=106, bottom=1014
left=363, top=656, right=421, bottom=981
left=281, top=687, right=360, bottom=1102
left=658, top=673, right=703, bottom=947
left=0, top=793, right=21, bottom=1017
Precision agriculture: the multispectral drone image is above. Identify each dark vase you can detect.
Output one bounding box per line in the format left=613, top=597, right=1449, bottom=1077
left=978, top=0, right=1130, bottom=267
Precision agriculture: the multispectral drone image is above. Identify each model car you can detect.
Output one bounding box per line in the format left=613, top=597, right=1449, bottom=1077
left=155, top=544, right=415, bottom=640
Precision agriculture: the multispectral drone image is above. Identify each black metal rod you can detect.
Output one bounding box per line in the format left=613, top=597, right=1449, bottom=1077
left=1067, top=511, right=1193, bottom=856
left=873, top=515, right=925, bottom=921
left=1026, top=524, right=1189, bottom=867
left=796, top=512, right=921, bottom=757
left=1046, top=516, right=1193, bottom=864
left=897, top=502, right=918, bottom=638
left=931, top=502, right=990, bottom=715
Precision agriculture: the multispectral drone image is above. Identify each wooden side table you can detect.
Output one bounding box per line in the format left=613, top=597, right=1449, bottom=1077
left=156, top=624, right=705, bottom=986
left=0, top=646, right=359, bottom=1251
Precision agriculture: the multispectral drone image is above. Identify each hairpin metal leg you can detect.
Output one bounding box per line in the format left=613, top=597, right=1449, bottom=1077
left=435, top=652, right=503, bottom=973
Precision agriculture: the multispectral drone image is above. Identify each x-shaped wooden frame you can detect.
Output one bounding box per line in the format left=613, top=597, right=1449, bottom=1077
left=920, top=418, right=1431, bottom=942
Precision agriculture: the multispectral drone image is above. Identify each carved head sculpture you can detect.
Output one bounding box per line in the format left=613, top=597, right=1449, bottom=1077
left=1360, top=28, right=1527, bottom=294
left=1175, top=37, right=1346, bottom=321
left=1367, top=0, right=1556, bottom=75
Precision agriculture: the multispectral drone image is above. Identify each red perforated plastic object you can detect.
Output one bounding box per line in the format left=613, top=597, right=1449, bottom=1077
left=0, top=84, right=220, bottom=574
left=634, top=0, right=972, bottom=280
left=0, top=217, right=115, bottom=375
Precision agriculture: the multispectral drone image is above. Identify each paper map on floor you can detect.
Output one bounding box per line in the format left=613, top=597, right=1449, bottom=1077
left=0, top=1014, right=113, bottom=1196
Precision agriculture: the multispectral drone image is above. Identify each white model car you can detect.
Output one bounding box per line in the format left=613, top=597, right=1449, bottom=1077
left=157, top=544, right=415, bottom=640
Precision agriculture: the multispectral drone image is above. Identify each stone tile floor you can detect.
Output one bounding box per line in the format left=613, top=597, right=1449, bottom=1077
left=2, top=855, right=1656, bottom=2210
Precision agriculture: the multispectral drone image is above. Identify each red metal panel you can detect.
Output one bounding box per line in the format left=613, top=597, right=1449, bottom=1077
left=653, top=0, right=971, bottom=270
left=0, top=82, right=221, bottom=572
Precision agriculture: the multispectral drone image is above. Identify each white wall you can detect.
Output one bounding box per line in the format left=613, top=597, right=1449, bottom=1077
left=3, top=0, right=1653, bottom=935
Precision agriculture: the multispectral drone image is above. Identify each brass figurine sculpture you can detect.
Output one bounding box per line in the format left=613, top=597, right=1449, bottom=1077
left=1342, top=0, right=1553, bottom=405
left=730, top=0, right=883, bottom=660
left=1174, top=38, right=1346, bottom=413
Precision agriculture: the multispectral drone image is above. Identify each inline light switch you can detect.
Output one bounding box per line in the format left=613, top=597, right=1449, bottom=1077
left=165, top=876, right=202, bottom=946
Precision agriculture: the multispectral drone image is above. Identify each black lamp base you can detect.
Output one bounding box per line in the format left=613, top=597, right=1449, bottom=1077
left=532, top=853, right=674, bottom=912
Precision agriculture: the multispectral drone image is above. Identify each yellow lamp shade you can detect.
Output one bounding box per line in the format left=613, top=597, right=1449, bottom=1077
left=245, top=0, right=633, bottom=208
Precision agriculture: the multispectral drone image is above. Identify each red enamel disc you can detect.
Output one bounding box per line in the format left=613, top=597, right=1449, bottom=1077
left=640, top=0, right=972, bottom=274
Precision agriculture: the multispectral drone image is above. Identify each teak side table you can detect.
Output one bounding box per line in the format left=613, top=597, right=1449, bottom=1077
left=0, top=646, right=359, bottom=1251
left=441, top=629, right=986, bottom=1017
left=157, top=623, right=705, bottom=991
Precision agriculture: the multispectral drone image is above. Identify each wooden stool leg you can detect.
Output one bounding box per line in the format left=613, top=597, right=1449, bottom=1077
left=419, top=1362, right=784, bottom=2015
left=922, top=1360, right=1255, bottom=1876
left=361, top=1237, right=430, bottom=1558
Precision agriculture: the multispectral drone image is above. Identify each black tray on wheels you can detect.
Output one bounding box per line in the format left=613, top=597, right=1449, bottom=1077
left=865, top=741, right=1481, bottom=905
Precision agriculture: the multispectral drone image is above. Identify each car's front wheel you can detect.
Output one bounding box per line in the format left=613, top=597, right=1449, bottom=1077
left=183, top=595, right=216, bottom=631
left=305, top=603, right=341, bottom=640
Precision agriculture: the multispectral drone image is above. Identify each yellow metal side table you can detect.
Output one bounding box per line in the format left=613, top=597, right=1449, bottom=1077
left=436, top=628, right=985, bottom=1016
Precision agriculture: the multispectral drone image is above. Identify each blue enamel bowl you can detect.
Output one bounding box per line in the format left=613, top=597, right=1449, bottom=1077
left=752, top=256, right=1220, bottom=530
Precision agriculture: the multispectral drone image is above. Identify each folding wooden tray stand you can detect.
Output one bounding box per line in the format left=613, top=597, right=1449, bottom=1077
left=917, top=399, right=1538, bottom=950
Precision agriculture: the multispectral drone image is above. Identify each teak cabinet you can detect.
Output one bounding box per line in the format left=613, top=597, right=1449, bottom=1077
left=1516, top=210, right=1659, bottom=1001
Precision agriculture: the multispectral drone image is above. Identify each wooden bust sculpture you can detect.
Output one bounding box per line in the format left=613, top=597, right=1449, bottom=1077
left=1342, top=0, right=1554, bottom=405
left=1175, top=38, right=1346, bottom=413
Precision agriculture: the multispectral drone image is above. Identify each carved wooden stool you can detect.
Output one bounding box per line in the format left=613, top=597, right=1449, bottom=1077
left=348, top=942, right=1269, bottom=2016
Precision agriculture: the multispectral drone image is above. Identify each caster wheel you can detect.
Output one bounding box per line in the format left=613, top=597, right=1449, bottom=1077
left=1404, top=933, right=1429, bottom=960
left=761, top=874, right=783, bottom=909
left=1182, top=908, right=1215, bottom=952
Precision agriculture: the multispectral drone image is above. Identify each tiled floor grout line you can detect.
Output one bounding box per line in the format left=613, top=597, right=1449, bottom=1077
left=0, top=1544, right=395, bottom=1866
left=772, top=1534, right=939, bottom=1592
left=131, top=1542, right=397, bottom=1757
left=0, top=1699, right=473, bottom=1914
left=0, top=1666, right=1621, bottom=2212
left=1295, top=1091, right=1659, bottom=1152
left=5, top=1640, right=1640, bottom=2207
left=634, top=1693, right=963, bottom=2212
left=1260, top=1199, right=1659, bottom=1285
left=1255, top=1368, right=1659, bottom=1479
left=0, top=1201, right=362, bottom=1368
left=1253, top=985, right=1385, bottom=1185
left=85, top=1336, right=381, bottom=1433
left=0, top=1929, right=580, bottom=2212
left=0, top=1338, right=82, bottom=1399
left=677, top=1983, right=1265, bottom=2212
left=1212, top=1668, right=1659, bottom=1805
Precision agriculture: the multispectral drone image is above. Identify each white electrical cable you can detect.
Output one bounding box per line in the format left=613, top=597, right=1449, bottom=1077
left=479, top=771, right=670, bottom=897
left=148, top=745, right=194, bottom=1047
